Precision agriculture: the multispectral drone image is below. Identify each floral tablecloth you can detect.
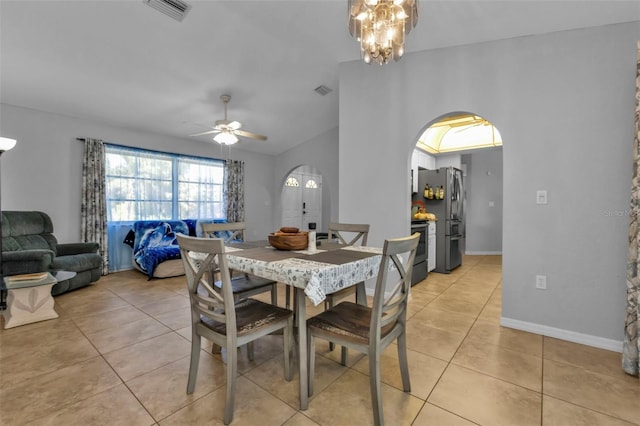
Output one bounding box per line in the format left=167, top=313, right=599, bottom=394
left=225, top=245, right=382, bottom=305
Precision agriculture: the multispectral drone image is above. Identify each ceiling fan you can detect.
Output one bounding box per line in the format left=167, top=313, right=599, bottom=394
left=190, top=94, right=267, bottom=145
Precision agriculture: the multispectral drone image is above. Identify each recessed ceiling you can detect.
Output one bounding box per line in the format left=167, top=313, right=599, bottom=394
left=1, top=1, right=638, bottom=155
left=418, top=114, right=503, bottom=154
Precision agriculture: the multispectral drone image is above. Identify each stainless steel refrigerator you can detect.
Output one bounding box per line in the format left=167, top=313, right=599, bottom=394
left=416, top=167, right=464, bottom=273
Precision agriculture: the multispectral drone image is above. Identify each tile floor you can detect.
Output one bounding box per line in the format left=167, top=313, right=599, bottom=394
left=1, top=255, right=638, bottom=425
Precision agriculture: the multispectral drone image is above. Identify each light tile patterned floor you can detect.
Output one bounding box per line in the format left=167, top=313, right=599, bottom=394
left=0, top=255, right=638, bottom=425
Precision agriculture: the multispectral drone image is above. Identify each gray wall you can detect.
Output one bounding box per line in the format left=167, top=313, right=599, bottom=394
left=464, top=149, right=503, bottom=254
left=273, top=126, right=339, bottom=233
left=339, top=22, right=640, bottom=349
left=0, top=104, right=277, bottom=243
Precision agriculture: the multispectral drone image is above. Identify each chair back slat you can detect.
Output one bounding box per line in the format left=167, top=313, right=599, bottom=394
left=177, top=234, right=236, bottom=327
left=328, top=222, right=369, bottom=246
left=370, top=233, right=420, bottom=340
left=201, top=222, right=246, bottom=243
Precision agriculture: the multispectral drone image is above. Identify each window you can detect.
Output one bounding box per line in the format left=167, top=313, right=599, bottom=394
left=285, top=176, right=300, bottom=187
left=305, top=179, right=318, bottom=189
left=105, top=145, right=225, bottom=221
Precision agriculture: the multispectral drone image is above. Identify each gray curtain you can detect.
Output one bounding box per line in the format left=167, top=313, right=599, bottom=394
left=81, top=138, right=108, bottom=275
left=624, top=41, right=640, bottom=378
left=224, top=159, right=245, bottom=223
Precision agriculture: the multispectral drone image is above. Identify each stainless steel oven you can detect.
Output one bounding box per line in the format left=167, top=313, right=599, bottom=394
left=410, top=220, right=428, bottom=285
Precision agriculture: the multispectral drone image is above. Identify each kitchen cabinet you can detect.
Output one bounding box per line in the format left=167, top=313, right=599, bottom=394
left=428, top=221, right=436, bottom=272
left=411, top=149, right=436, bottom=193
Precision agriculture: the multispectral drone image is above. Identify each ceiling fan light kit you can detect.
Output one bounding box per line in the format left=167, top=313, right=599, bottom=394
left=189, top=94, right=267, bottom=145
left=214, top=130, right=239, bottom=145
left=348, top=0, right=418, bottom=65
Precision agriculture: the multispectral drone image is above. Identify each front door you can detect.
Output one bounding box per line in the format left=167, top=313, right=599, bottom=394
left=282, top=172, right=303, bottom=229
left=281, top=171, right=322, bottom=231
left=301, top=174, right=322, bottom=231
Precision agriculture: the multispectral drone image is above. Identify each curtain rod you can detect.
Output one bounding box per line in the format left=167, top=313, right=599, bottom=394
left=76, top=137, right=228, bottom=163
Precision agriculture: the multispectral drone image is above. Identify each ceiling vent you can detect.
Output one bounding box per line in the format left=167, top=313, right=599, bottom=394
left=143, top=0, right=191, bottom=22
left=314, top=85, right=333, bottom=96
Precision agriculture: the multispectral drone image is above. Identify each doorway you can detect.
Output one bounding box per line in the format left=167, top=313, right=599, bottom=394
left=281, top=165, right=323, bottom=231
left=413, top=112, right=503, bottom=257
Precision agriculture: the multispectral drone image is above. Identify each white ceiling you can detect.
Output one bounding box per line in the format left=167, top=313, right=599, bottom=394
left=1, top=1, right=639, bottom=155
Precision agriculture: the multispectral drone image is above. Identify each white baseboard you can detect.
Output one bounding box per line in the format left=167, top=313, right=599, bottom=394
left=500, top=317, right=623, bottom=353
left=465, top=251, right=502, bottom=255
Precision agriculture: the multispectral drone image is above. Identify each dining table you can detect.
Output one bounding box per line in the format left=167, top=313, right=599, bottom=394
left=223, top=239, right=384, bottom=410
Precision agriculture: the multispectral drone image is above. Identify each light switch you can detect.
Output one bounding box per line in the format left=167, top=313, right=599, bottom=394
left=536, top=190, right=548, bottom=204
left=489, top=201, right=495, bottom=207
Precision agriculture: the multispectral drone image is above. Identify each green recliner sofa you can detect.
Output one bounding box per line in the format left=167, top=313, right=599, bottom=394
left=1, top=211, right=103, bottom=295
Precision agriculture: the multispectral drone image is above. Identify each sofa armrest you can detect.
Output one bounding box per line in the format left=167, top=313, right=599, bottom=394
left=57, top=242, right=99, bottom=256
left=2, top=249, right=55, bottom=275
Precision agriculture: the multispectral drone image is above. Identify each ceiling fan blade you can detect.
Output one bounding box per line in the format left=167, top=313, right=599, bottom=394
left=235, top=129, right=267, bottom=141
left=189, top=129, right=220, bottom=137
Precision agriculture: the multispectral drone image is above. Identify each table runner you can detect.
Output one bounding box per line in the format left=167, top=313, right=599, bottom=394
left=296, top=249, right=378, bottom=264
left=227, top=240, right=273, bottom=250
left=228, top=246, right=309, bottom=262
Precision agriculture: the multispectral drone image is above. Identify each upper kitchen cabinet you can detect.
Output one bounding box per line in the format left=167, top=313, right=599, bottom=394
left=411, top=149, right=436, bottom=193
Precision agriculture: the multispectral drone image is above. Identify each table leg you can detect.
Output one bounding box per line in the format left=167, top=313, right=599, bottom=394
left=296, top=287, right=308, bottom=410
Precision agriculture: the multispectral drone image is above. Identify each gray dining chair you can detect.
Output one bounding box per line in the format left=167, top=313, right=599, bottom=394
left=307, top=232, right=420, bottom=426
left=325, top=222, right=370, bottom=304
left=201, top=222, right=279, bottom=306
left=177, top=234, right=293, bottom=425
left=283, top=222, right=370, bottom=347
left=324, top=222, right=370, bottom=354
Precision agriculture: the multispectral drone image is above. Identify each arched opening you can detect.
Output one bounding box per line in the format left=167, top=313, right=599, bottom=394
left=280, top=164, right=324, bottom=232
left=417, top=113, right=503, bottom=154
left=412, top=112, right=503, bottom=275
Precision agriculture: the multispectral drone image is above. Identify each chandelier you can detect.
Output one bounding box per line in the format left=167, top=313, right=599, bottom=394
left=348, top=0, right=418, bottom=65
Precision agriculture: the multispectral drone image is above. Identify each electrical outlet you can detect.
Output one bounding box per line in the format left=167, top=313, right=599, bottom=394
left=535, top=275, right=547, bottom=289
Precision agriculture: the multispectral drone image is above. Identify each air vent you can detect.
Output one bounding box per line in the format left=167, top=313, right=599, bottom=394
left=314, top=85, right=333, bottom=96
left=143, top=0, right=191, bottom=22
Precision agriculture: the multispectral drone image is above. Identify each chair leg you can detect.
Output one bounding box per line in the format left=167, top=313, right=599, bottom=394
left=397, top=330, right=411, bottom=392
left=291, top=288, right=298, bottom=322
left=283, top=317, right=293, bottom=381
left=340, top=346, right=348, bottom=366
left=224, top=341, right=238, bottom=425
left=355, top=282, right=367, bottom=306
left=187, top=332, right=201, bottom=394
left=247, top=341, right=255, bottom=361
left=327, top=296, right=335, bottom=351
left=369, top=348, right=384, bottom=426
left=308, top=332, right=316, bottom=397
left=285, top=286, right=291, bottom=310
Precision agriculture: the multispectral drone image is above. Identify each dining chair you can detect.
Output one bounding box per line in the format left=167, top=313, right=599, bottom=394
left=324, top=222, right=370, bottom=353
left=307, top=232, right=419, bottom=426
left=177, top=234, right=293, bottom=425
left=283, top=222, right=370, bottom=341
left=201, top=222, right=279, bottom=306
left=325, top=222, right=370, bottom=303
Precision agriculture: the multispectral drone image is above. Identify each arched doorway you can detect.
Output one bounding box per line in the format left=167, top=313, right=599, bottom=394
left=412, top=112, right=503, bottom=273
left=280, top=165, right=323, bottom=231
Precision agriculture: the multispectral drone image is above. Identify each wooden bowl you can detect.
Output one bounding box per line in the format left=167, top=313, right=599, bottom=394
left=268, top=232, right=308, bottom=250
